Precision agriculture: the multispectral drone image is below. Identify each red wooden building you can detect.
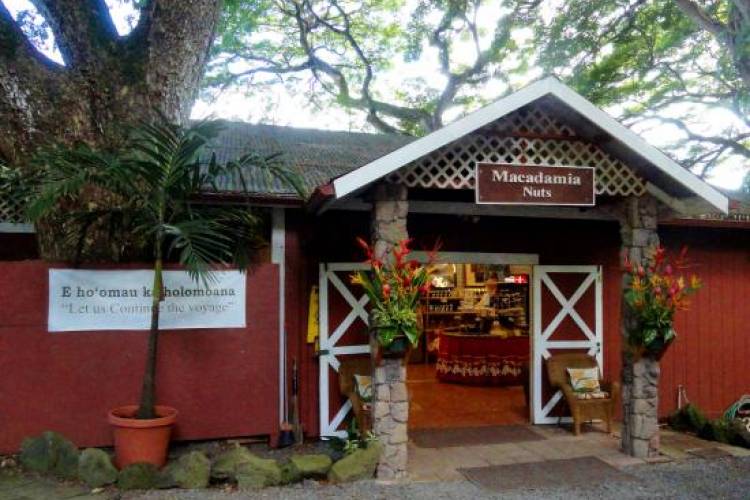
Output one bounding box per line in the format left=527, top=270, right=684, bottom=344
left=1, top=77, right=749, bottom=452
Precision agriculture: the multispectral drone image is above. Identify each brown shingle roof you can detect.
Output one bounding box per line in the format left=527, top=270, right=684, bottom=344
left=208, top=122, right=413, bottom=197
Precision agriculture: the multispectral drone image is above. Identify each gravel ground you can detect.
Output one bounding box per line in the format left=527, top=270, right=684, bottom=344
left=122, top=456, right=750, bottom=500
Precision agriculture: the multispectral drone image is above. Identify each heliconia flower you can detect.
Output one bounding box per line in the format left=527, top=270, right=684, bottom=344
left=381, top=283, right=391, bottom=298
left=426, top=239, right=442, bottom=264
left=355, top=236, right=374, bottom=262
left=350, top=273, right=363, bottom=285
left=638, top=266, right=645, bottom=277
left=654, top=246, right=666, bottom=263
left=679, top=245, right=688, bottom=261
left=356, top=236, right=370, bottom=252
left=690, top=275, right=701, bottom=289
left=664, top=264, right=673, bottom=276
left=419, top=283, right=431, bottom=296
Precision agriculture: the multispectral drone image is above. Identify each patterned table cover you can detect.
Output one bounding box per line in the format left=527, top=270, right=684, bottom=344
left=436, top=332, right=529, bottom=386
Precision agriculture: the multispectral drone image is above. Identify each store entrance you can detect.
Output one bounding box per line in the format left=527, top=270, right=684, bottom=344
left=407, top=257, right=535, bottom=430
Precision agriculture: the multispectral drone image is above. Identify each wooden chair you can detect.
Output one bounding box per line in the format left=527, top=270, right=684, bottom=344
left=338, top=357, right=372, bottom=434
left=546, top=353, right=620, bottom=435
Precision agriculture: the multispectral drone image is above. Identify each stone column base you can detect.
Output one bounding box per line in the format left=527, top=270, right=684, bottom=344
left=371, top=355, right=409, bottom=479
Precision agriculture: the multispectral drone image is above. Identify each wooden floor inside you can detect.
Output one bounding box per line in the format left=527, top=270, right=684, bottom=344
left=407, top=363, right=528, bottom=429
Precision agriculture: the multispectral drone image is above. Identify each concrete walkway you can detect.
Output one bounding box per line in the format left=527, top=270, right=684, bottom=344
left=408, top=423, right=750, bottom=481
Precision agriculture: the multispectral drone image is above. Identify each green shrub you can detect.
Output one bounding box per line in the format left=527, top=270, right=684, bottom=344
left=685, top=404, right=709, bottom=431
left=669, top=404, right=708, bottom=433
left=699, top=418, right=743, bottom=445
left=668, top=407, right=692, bottom=432
left=672, top=402, right=746, bottom=447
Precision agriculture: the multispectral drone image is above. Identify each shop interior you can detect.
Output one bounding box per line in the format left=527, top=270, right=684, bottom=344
left=407, top=262, right=532, bottom=429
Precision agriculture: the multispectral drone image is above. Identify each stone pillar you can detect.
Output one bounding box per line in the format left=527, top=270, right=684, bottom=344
left=370, top=182, right=409, bottom=479
left=618, top=196, right=661, bottom=458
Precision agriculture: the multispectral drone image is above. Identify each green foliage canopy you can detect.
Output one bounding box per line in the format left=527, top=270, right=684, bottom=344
left=207, top=0, right=542, bottom=135
left=533, top=0, right=750, bottom=177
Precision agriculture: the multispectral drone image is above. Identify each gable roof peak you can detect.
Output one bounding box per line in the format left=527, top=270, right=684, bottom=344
left=331, top=78, right=728, bottom=214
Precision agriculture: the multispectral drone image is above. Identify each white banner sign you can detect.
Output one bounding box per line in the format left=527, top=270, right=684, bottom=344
left=48, top=269, right=246, bottom=332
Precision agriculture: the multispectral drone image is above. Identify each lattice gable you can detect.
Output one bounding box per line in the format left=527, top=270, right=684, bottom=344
left=387, top=103, right=647, bottom=197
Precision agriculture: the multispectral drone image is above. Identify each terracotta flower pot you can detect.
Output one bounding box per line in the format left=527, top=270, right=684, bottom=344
left=108, top=405, right=177, bottom=469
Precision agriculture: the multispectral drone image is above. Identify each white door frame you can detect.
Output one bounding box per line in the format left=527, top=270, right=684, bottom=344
left=531, top=265, right=603, bottom=424
left=318, top=252, right=539, bottom=437
left=318, top=262, right=371, bottom=438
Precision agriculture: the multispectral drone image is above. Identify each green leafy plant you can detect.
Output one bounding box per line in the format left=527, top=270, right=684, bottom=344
left=19, top=117, right=303, bottom=419
left=351, top=238, right=436, bottom=348
left=329, top=419, right=378, bottom=456
left=670, top=403, right=748, bottom=448
left=669, top=403, right=708, bottom=433
left=623, top=245, right=701, bottom=356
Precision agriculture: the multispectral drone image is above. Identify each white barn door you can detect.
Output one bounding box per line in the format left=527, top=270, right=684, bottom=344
left=532, top=266, right=603, bottom=424
left=318, top=262, right=371, bottom=438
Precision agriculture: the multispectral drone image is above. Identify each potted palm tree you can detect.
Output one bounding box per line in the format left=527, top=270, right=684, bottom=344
left=20, top=118, right=303, bottom=468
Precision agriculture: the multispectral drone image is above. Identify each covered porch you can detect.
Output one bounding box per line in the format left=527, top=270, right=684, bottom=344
left=311, top=77, right=729, bottom=478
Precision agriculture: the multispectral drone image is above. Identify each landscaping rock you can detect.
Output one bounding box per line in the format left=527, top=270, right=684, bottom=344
left=327, top=442, right=382, bottom=483
left=77, top=448, right=117, bottom=488
left=164, top=451, right=210, bottom=489
left=117, top=462, right=167, bottom=490
left=211, top=445, right=282, bottom=488
left=234, top=456, right=282, bottom=490
left=211, top=446, right=253, bottom=480
left=19, top=431, right=79, bottom=479
left=279, top=461, right=300, bottom=484
left=288, top=454, right=332, bottom=479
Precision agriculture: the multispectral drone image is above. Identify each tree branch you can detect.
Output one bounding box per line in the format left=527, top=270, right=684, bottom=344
left=0, top=2, right=71, bottom=161
left=29, top=0, right=119, bottom=68
left=674, top=0, right=727, bottom=39
left=656, top=115, right=750, bottom=159
left=0, top=1, right=58, bottom=69
left=136, top=0, right=223, bottom=123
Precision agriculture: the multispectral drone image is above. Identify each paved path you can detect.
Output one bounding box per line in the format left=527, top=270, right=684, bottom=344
left=123, top=456, right=750, bottom=499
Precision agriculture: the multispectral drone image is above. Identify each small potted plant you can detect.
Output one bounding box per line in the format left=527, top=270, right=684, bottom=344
left=352, top=238, right=436, bottom=362
left=623, top=245, right=701, bottom=359
left=23, top=118, right=303, bottom=468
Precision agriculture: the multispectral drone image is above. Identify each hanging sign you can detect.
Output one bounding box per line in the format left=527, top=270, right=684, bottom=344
left=48, top=269, right=246, bottom=332
left=475, top=163, right=595, bottom=206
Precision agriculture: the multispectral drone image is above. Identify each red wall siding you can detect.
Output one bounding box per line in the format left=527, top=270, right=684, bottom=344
left=0, top=261, right=280, bottom=453
left=284, top=211, right=320, bottom=437
left=658, top=226, right=750, bottom=418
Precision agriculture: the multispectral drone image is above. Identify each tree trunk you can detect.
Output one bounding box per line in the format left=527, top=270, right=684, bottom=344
left=0, top=1, right=222, bottom=261
left=137, top=257, right=163, bottom=419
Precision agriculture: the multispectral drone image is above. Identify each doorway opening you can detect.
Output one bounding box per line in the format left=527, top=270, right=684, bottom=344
left=316, top=257, right=604, bottom=439
left=407, top=256, right=535, bottom=431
